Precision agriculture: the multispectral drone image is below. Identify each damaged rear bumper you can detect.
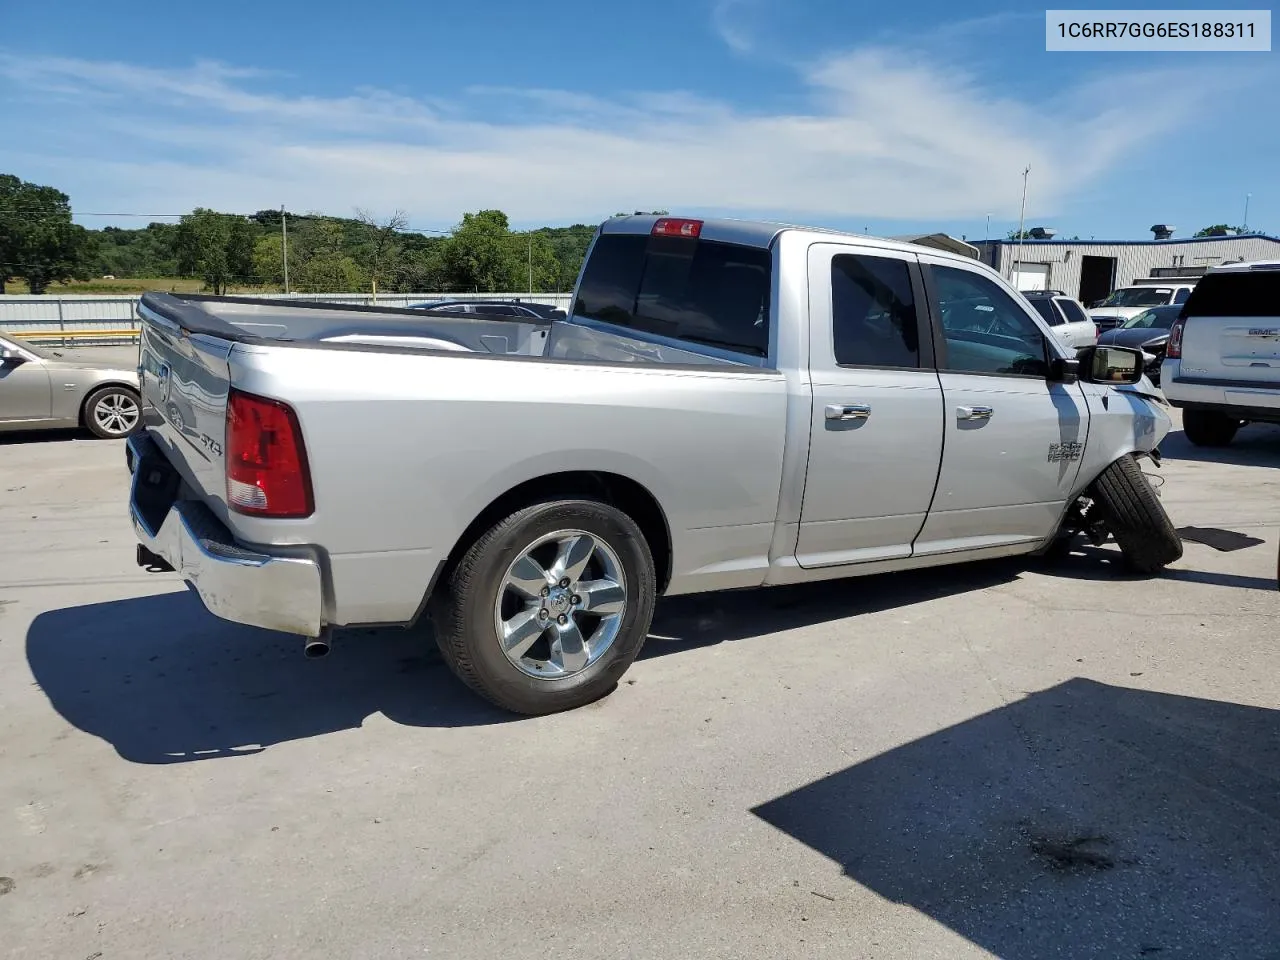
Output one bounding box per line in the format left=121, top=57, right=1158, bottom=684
left=127, top=432, right=325, bottom=638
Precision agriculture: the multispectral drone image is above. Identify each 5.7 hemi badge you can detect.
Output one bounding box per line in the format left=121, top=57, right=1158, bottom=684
left=1047, top=441, right=1083, bottom=463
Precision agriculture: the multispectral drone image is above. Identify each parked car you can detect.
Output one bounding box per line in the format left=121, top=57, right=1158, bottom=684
left=1097, top=305, right=1181, bottom=384
left=126, top=215, right=1180, bottom=716
left=0, top=333, right=141, bottom=438
left=1161, top=260, right=1280, bottom=446
left=1021, top=290, right=1098, bottom=348
left=409, top=299, right=567, bottom=320
left=1089, top=282, right=1196, bottom=332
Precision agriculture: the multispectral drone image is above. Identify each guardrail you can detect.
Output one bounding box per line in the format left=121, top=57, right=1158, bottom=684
left=0, top=292, right=575, bottom=346
left=5, top=328, right=141, bottom=345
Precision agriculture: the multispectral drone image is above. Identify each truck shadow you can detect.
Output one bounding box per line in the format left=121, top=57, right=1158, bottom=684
left=1032, top=544, right=1277, bottom=592
left=27, top=561, right=1022, bottom=764
left=26, top=552, right=1262, bottom=764
left=751, top=678, right=1280, bottom=959
left=641, top=560, right=1020, bottom=659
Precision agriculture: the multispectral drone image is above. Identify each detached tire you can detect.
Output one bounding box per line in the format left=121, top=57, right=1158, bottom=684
left=1182, top=409, right=1240, bottom=447
left=432, top=499, right=656, bottom=715
left=1091, top=455, right=1182, bottom=574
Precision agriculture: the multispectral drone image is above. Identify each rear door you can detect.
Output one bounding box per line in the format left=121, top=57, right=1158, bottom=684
left=796, top=244, right=945, bottom=567
left=912, top=257, right=1088, bottom=554
left=1177, top=268, right=1280, bottom=390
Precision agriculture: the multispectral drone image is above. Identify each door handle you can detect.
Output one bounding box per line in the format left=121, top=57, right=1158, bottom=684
left=825, top=403, right=871, bottom=421
left=957, top=405, right=993, bottom=421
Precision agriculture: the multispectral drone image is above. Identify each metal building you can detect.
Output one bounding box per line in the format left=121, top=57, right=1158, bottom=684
left=973, top=230, right=1280, bottom=306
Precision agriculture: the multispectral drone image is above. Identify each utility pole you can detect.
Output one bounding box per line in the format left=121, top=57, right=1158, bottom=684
left=281, top=205, right=290, bottom=294
left=1243, top=193, right=1252, bottom=233
left=528, top=236, right=533, bottom=294
left=1012, top=165, right=1030, bottom=285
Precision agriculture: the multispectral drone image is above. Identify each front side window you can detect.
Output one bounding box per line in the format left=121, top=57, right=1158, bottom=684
left=573, top=233, right=772, bottom=358
left=830, top=254, right=920, bottom=368
left=932, top=266, right=1049, bottom=377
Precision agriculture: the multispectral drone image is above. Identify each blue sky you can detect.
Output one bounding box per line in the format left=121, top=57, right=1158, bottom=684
left=1, top=0, right=1276, bottom=240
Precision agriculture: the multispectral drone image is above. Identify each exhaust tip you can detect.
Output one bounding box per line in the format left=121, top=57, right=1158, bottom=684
left=303, top=637, right=331, bottom=659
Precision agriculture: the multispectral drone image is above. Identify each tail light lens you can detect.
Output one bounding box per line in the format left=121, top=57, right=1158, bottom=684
left=225, top=389, right=314, bottom=518
left=1166, top=316, right=1187, bottom=359
left=652, top=217, right=703, bottom=238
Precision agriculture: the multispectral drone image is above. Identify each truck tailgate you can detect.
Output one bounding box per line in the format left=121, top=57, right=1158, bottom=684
left=137, top=308, right=234, bottom=511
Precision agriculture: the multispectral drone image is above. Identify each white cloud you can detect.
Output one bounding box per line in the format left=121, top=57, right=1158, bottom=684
left=711, top=0, right=758, bottom=54
left=0, top=48, right=1268, bottom=228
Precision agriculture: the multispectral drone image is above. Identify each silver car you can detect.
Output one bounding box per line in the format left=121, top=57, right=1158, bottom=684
left=0, top=333, right=141, bottom=438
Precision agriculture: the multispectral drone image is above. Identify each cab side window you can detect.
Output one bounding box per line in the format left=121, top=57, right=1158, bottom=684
left=831, top=254, right=920, bottom=368
left=932, top=266, right=1049, bottom=378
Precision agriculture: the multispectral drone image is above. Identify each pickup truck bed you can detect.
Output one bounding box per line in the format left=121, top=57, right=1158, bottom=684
left=131, top=290, right=788, bottom=634
left=128, top=215, right=1181, bottom=715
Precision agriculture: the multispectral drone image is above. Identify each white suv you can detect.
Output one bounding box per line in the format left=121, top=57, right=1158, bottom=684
left=1090, top=281, right=1197, bottom=333
left=1022, top=290, right=1098, bottom=348
left=1161, top=261, right=1280, bottom=446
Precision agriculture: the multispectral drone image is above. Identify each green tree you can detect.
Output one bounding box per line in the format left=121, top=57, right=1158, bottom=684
left=175, top=208, right=257, bottom=294
left=252, top=234, right=285, bottom=289
left=355, top=209, right=407, bottom=298
left=0, top=174, right=96, bottom=294
left=438, top=210, right=520, bottom=292
left=509, top=231, right=562, bottom=293
left=291, top=218, right=365, bottom=292
left=1194, top=224, right=1245, bottom=237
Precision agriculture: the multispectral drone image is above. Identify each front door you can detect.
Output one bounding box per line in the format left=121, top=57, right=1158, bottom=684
left=911, top=258, right=1088, bottom=554
left=0, top=354, right=52, bottom=424
left=796, top=244, right=945, bottom=568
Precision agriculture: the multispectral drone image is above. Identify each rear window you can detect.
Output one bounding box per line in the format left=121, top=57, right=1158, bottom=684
left=1181, top=271, right=1280, bottom=319
left=573, top=233, right=772, bottom=357
left=1055, top=298, right=1090, bottom=325
left=1028, top=298, right=1064, bottom=326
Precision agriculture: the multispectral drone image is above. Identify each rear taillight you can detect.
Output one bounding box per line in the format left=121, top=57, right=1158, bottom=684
left=225, top=389, right=314, bottom=518
left=1166, top=316, right=1187, bottom=359
left=652, top=217, right=702, bottom=238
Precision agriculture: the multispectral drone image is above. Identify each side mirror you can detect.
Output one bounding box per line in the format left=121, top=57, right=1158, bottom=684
left=1076, top=344, right=1144, bottom=385
left=1048, top=357, right=1079, bottom=383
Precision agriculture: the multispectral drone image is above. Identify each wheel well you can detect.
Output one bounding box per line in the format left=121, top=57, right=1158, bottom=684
left=79, top=381, right=140, bottom=425
left=426, top=471, right=673, bottom=613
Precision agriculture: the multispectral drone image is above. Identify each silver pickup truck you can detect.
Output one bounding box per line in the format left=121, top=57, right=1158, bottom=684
left=127, top=215, right=1181, bottom=715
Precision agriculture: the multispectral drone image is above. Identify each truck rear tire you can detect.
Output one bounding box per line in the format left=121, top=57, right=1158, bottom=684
left=1182, top=409, right=1240, bottom=447
left=1090, top=454, right=1182, bottom=574
left=431, top=499, right=657, bottom=715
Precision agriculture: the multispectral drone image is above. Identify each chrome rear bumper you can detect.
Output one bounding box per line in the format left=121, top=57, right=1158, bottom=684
left=127, top=433, right=325, bottom=637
